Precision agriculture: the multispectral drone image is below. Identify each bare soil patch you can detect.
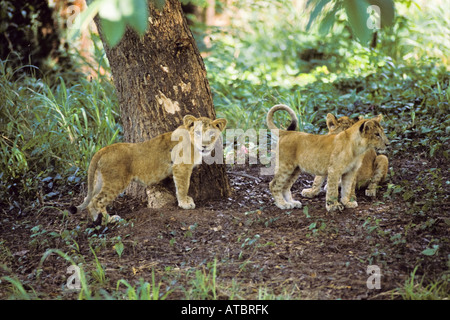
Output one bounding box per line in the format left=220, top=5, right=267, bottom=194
left=0, top=159, right=448, bottom=300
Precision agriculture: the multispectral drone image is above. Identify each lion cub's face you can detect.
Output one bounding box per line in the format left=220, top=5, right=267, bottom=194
left=359, top=116, right=390, bottom=151
left=326, top=114, right=359, bottom=135
left=326, top=113, right=389, bottom=151
left=183, top=115, right=227, bottom=155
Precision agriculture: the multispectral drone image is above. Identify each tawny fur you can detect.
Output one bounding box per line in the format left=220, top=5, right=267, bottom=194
left=302, top=113, right=389, bottom=199
left=266, top=104, right=389, bottom=212
left=69, top=115, right=227, bottom=222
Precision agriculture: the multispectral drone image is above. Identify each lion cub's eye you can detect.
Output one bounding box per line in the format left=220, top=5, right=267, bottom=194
left=375, top=132, right=380, bottom=137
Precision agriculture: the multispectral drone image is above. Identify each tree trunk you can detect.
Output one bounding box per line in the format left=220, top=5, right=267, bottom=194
left=96, top=0, right=231, bottom=207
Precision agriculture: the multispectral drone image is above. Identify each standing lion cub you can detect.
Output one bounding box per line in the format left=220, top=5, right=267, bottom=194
left=69, top=115, right=227, bottom=223
left=302, top=113, right=389, bottom=199
left=266, top=104, right=389, bottom=212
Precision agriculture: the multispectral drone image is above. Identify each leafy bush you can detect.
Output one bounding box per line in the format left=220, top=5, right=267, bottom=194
left=205, top=0, right=449, bottom=153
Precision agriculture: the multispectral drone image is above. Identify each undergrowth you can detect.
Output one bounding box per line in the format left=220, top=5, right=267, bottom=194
left=0, top=59, right=121, bottom=214
left=0, top=0, right=449, bottom=300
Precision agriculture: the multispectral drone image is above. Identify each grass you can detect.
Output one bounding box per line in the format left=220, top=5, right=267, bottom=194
left=1, top=276, right=38, bottom=300
left=116, top=271, right=171, bottom=300
left=1, top=0, right=449, bottom=301
left=0, top=58, right=121, bottom=212
left=183, top=259, right=218, bottom=300
left=394, top=266, right=450, bottom=300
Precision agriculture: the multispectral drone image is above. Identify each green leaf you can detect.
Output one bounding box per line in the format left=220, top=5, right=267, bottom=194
left=127, top=0, right=149, bottom=35
left=114, top=241, right=124, bottom=258
left=306, top=0, right=333, bottom=31
left=343, top=0, right=372, bottom=44
left=303, top=206, right=310, bottom=219
left=100, top=17, right=126, bottom=47
left=318, top=2, right=341, bottom=35
left=421, top=244, right=439, bottom=256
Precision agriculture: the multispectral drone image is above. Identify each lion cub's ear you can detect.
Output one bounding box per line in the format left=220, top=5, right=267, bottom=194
left=374, top=114, right=383, bottom=123
left=183, top=115, right=197, bottom=128
left=359, top=119, right=379, bottom=134
left=213, top=118, right=227, bottom=132
left=326, top=113, right=339, bottom=131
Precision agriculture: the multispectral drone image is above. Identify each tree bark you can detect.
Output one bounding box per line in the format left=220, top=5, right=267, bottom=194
left=96, top=0, right=231, bottom=206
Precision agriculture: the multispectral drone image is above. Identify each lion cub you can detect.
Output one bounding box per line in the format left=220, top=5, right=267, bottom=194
left=266, top=104, right=389, bottom=212
left=302, top=114, right=389, bottom=198
left=69, top=115, right=227, bottom=223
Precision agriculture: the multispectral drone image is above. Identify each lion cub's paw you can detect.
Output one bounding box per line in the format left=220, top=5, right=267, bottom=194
left=178, top=196, right=195, bottom=210
left=289, top=200, right=303, bottom=209
left=301, top=188, right=319, bottom=198
left=365, top=188, right=377, bottom=197
left=276, top=200, right=302, bottom=209
left=326, top=201, right=344, bottom=213
left=343, top=201, right=358, bottom=209
left=275, top=201, right=294, bottom=210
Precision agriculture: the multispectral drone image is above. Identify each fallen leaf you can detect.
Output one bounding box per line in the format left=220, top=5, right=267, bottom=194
left=13, top=250, right=29, bottom=257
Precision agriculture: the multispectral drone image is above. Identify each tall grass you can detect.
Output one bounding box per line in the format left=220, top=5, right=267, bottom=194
left=116, top=270, right=171, bottom=300
left=0, top=59, right=121, bottom=210
left=395, top=266, right=450, bottom=300
left=1, top=276, right=38, bottom=300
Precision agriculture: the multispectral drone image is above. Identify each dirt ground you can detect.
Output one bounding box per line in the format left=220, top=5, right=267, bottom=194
left=0, top=157, right=448, bottom=300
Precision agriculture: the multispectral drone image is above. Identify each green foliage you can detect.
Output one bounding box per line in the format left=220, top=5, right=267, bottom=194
left=399, top=168, right=448, bottom=216
left=1, top=276, right=38, bottom=300
left=205, top=0, right=449, bottom=139
left=396, top=266, right=450, bottom=300
left=70, top=0, right=223, bottom=47
left=184, top=259, right=217, bottom=300
left=114, top=240, right=124, bottom=258
left=203, top=0, right=449, bottom=224
left=0, top=0, right=74, bottom=75
left=69, top=0, right=217, bottom=47
left=0, top=58, right=121, bottom=212
left=99, top=0, right=149, bottom=46
left=0, top=0, right=448, bottom=300
left=306, top=0, right=396, bottom=44
left=116, top=272, right=170, bottom=300
left=69, top=0, right=153, bottom=47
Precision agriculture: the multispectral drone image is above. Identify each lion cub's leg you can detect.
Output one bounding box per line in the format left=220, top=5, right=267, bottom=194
left=365, top=155, right=388, bottom=197
left=325, top=169, right=344, bottom=212
left=172, top=164, right=195, bottom=209
left=282, top=167, right=302, bottom=208
left=92, top=172, right=130, bottom=223
left=301, top=175, right=325, bottom=198
left=340, top=170, right=358, bottom=209
left=270, top=164, right=299, bottom=209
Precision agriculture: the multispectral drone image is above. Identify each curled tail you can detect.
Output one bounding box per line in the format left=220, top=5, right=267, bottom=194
left=68, top=150, right=102, bottom=214
left=266, top=104, right=298, bottom=136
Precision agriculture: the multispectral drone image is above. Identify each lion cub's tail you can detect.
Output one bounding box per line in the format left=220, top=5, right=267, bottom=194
left=68, top=150, right=102, bottom=215
left=266, top=104, right=298, bottom=136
